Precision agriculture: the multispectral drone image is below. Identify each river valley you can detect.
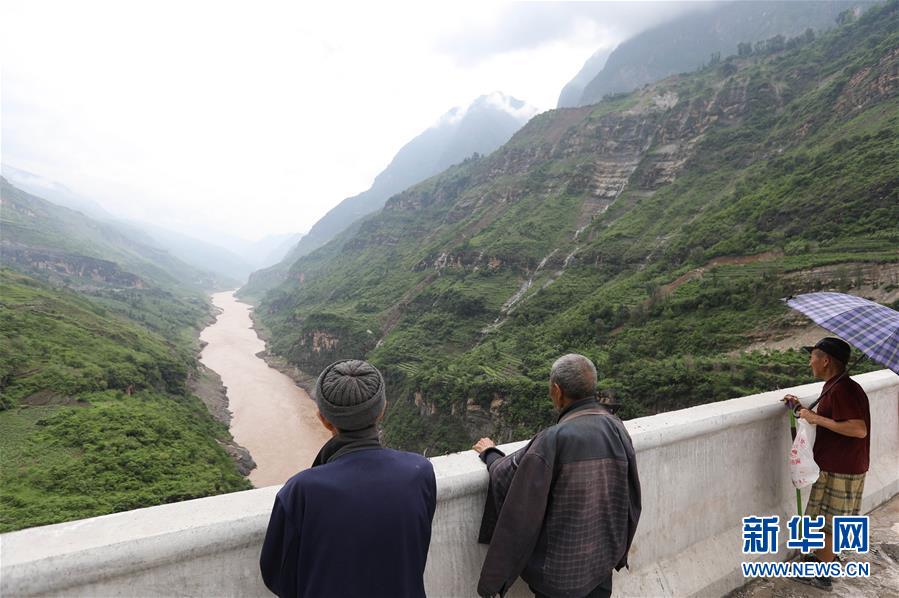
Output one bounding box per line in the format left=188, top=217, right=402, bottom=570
left=199, top=291, right=330, bottom=487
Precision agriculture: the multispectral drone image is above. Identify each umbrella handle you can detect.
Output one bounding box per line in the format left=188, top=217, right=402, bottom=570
left=788, top=410, right=803, bottom=517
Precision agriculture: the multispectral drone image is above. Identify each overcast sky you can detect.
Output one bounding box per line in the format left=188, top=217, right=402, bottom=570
left=1, top=1, right=705, bottom=243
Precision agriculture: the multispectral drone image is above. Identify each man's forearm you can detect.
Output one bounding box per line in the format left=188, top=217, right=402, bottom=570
left=814, top=415, right=867, bottom=438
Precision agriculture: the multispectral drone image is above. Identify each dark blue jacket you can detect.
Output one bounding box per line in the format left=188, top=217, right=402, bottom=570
left=260, top=448, right=436, bottom=597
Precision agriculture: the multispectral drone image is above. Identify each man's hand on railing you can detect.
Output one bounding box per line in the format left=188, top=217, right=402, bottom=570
left=782, top=394, right=802, bottom=415
left=472, top=438, right=496, bottom=453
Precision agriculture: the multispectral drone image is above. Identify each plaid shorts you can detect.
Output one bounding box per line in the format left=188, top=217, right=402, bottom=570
left=805, top=470, right=866, bottom=533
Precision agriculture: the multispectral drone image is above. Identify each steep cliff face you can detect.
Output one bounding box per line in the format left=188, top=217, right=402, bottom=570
left=834, top=45, right=899, bottom=116
left=1, top=246, right=145, bottom=289
left=259, top=3, right=899, bottom=453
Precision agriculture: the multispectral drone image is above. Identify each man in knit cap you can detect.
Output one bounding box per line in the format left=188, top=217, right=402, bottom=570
left=260, top=359, right=436, bottom=598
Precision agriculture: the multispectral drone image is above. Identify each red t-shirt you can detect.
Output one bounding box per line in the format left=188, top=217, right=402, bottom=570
left=812, top=374, right=871, bottom=474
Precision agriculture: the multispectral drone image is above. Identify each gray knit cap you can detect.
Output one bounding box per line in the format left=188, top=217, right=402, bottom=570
left=313, top=359, right=386, bottom=431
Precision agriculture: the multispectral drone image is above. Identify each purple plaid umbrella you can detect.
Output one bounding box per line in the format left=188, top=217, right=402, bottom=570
left=785, top=292, right=899, bottom=375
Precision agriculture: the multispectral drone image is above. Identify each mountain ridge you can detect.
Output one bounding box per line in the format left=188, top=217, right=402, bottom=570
left=1, top=166, right=301, bottom=284
left=0, top=177, right=231, bottom=292
left=239, top=93, right=536, bottom=299
left=574, top=0, right=874, bottom=107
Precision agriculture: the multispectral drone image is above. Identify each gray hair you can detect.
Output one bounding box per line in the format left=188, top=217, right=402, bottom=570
left=550, top=354, right=597, bottom=401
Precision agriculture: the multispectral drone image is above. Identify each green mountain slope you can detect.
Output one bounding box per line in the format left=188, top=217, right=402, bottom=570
left=257, top=2, right=899, bottom=453
left=1, top=178, right=227, bottom=343
left=0, top=269, right=251, bottom=531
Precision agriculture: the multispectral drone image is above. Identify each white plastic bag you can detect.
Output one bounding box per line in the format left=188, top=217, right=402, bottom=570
left=790, top=419, right=819, bottom=489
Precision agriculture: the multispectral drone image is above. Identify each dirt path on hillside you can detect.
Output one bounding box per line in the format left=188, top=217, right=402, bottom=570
left=660, top=251, right=783, bottom=299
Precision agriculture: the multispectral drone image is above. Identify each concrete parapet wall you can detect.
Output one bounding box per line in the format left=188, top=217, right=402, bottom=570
left=2, top=370, right=897, bottom=597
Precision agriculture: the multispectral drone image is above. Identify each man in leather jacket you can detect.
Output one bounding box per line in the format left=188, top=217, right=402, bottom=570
left=473, top=354, right=641, bottom=598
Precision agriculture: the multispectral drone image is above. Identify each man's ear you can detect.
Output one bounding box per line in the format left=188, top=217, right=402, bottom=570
left=317, top=411, right=338, bottom=436
left=550, top=382, right=563, bottom=407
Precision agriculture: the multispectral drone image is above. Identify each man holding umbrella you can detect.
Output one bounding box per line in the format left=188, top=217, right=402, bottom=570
left=783, top=337, right=870, bottom=591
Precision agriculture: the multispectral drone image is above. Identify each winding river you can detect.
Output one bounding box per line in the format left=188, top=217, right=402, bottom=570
left=199, top=291, right=330, bottom=487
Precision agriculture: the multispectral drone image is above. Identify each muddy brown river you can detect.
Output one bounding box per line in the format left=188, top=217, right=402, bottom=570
left=199, top=291, right=330, bottom=487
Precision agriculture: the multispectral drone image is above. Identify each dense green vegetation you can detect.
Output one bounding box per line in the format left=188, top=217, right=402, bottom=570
left=253, top=2, right=899, bottom=454
left=0, top=270, right=251, bottom=532
left=0, top=270, right=193, bottom=409
left=0, top=391, right=249, bottom=532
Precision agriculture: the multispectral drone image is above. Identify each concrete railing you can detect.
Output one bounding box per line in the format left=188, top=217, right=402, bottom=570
left=2, top=370, right=897, bottom=597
